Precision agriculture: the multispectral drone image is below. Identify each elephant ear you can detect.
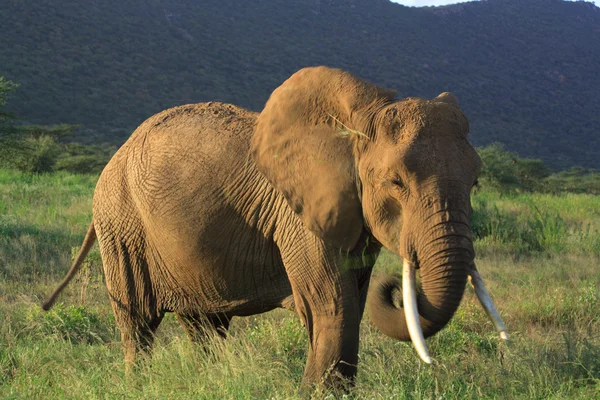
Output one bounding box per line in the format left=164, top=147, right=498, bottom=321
left=251, top=66, right=396, bottom=251
left=432, top=92, right=470, bottom=136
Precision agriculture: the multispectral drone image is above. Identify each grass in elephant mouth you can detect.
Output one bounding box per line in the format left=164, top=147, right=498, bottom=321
left=1, top=170, right=599, bottom=398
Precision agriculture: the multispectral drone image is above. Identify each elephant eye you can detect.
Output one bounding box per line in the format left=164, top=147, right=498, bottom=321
left=391, top=178, right=405, bottom=189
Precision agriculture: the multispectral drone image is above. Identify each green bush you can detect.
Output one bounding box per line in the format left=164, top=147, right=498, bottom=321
left=515, top=158, right=551, bottom=191
left=0, top=76, right=18, bottom=124
left=0, top=78, right=111, bottom=174
left=476, top=143, right=599, bottom=195
left=1, top=131, right=112, bottom=175
left=25, top=304, right=114, bottom=345
left=1, top=124, right=74, bottom=173
left=477, top=143, right=550, bottom=193
left=10, top=135, right=61, bottom=174
left=55, top=143, right=113, bottom=174
left=543, top=167, right=600, bottom=195
left=477, top=143, right=521, bottom=192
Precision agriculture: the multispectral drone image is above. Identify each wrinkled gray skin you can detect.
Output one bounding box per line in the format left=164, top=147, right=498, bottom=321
left=44, top=66, right=481, bottom=389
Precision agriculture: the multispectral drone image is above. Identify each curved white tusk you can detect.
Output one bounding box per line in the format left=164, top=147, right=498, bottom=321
left=403, top=259, right=433, bottom=364
left=468, top=268, right=509, bottom=340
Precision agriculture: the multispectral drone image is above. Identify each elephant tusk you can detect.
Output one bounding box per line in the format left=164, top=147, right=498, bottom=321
left=468, top=266, right=509, bottom=340
left=403, top=258, right=433, bottom=364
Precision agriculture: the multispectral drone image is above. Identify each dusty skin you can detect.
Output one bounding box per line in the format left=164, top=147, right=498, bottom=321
left=44, top=66, right=484, bottom=389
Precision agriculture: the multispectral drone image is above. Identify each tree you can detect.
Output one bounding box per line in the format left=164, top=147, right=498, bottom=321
left=476, top=143, right=521, bottom=192
left=0, top=77, right=85, bottom=173
left=0, top=76, right=22, bottom=165
left=476, top=143, right=552, bottom=192
left=0, top=76, right=18, bottom=124
left=515, top=158, right=551, bottom=191
left=6, top=124, right=79, bottom=174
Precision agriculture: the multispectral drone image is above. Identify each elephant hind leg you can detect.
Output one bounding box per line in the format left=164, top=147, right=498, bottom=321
left=118, top=312, right=164, bottom=374
left=98, top=229, right=163, bottom=373
left=176, top=312, right=230, bottom=342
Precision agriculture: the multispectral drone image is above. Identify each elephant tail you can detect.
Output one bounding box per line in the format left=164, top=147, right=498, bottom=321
left=42, top=223, right=97, bottom=310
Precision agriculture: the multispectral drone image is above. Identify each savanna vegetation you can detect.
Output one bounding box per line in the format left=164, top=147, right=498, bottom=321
left=0, top=77, right=114, bottom=175
left=1, top=67, right=600, bottom=397
left=0, top=162, right=599, bottom=398
left=1, top=0, right=599, bottom=168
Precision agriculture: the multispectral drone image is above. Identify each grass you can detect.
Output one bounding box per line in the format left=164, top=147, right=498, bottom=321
left=0, top=169, right=96, bottom=282
left=1, top=170, right=599, bottom=398
left=471, top=191, right=600, bottom=257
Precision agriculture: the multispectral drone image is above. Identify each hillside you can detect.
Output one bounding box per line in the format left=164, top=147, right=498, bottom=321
left=0, top=0, right=599, bottom=169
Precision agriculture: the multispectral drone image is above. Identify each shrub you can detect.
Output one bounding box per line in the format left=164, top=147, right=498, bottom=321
left=515, top=158, right=551, bottom=191
left=1, top=124, right=75, bottom=173
left=477, top=143, right=521, bottom=192
left=0, top=130, right=112, bottom=174
left=10, top=135, right=61, bottom=174
left=543, top=167, right=600, bottom=195
left=25, top=304, right=114, bottom=345
left=477, top=143, right=550, bottom=193
left=55, top=143, right=113, bottom=174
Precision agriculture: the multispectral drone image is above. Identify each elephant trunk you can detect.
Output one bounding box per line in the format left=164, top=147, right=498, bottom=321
left=367, top=214, right=473, bottom=346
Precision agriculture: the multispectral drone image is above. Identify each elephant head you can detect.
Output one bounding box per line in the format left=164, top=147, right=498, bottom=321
left=251, top=66, right=506, bottom=362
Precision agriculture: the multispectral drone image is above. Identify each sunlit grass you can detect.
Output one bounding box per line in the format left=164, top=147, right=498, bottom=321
left=1, top=170, right=599, bottom=398
left=472, top=191, right=600, bottom=257
left=0, top=169, right=95, bottom=281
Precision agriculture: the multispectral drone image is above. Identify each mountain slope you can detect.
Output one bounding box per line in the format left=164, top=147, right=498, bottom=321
left=0, top=0, right=598, bottom=168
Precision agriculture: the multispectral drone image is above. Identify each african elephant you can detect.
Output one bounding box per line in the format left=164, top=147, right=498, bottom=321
left=43, top=66, right=507, bottom=388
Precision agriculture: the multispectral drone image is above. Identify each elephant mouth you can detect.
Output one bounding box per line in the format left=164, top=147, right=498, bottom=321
left=402, top=258, right=508, bottom=364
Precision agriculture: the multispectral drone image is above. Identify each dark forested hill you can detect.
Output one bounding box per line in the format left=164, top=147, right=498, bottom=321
left=0, top=0, right=598, bottom=168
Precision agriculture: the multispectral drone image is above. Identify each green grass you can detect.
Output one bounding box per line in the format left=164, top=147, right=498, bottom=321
left=1, top=170, right=599, bottom=398
left=0, top=169, right=96, bottom=281
left=471, top=191, right=600, bottom=257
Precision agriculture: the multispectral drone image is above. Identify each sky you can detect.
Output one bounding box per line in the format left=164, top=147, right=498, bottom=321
left=391, top=0, right=599, bottom=7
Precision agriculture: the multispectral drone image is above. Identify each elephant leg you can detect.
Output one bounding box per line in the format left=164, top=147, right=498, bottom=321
left=176, top=312, right=230, bottom=342
left=283, top=242, right=363, bottom=389
left=117, top=311, right=164, bottom=373
left=354, top=235, right=380, bottom=321
left=99, top=232, right=163, bottom=373
left=356, top=266, right=374, bottom=321
left=294, top=280, right=361, bottom=389
left=298, top=238, right=376, bottom=387
left=301, top=303, right=360, bottom=389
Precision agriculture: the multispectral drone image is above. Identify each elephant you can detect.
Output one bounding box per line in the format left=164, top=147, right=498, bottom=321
left=43, top=66, right=507, bottom=388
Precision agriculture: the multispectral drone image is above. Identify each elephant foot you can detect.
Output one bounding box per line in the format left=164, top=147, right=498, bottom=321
left=300, top=315, right=360, bottom=391
left=113, top=308, right=164, bottom=375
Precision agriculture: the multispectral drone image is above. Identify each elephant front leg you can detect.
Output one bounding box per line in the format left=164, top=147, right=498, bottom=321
left=284, top=242, right=363, bottom=389
left=298, top=301, right=361, bottom=388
